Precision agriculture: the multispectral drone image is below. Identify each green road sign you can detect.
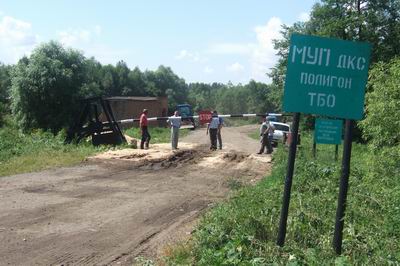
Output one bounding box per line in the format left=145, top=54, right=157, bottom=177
left=314, top=119, right=343, bottom=144
left=283, top=34, right=371, bottom=120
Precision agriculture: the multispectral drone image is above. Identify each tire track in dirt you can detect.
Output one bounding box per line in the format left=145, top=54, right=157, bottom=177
left=0, top=125, right=272, bottom=265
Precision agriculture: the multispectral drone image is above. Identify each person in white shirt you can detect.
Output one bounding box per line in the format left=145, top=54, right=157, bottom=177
left=257, top=117, right=274, bottom=154
left=206, top=111, right=220, bottom=151
left=168, top=111, right=181, bottom=150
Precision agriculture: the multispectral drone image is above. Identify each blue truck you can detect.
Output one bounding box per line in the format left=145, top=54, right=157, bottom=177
left=176, top=104, right=196, bottom=129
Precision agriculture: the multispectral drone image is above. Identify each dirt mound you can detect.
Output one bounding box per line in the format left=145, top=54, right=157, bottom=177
left=222, top=152, right=248, bottom=162
left=137, top=150, right=199, bottom=170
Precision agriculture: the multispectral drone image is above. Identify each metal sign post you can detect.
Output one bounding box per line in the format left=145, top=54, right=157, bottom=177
left=277, top=112, right=300, bottom=246
left=312, top=141, right=317, bottom=158
left=335, top=145, right=339, bottom=161
left=333, top=119, right=353, bottom=254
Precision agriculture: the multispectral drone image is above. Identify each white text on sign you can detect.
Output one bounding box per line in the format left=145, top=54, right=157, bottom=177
left=308, top=93, right=335, bottom=108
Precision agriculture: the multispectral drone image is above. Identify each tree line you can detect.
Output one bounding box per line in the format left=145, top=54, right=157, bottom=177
left=1, top=0, right=399, bottom=147
left=0, top=41, right=277, bottom=133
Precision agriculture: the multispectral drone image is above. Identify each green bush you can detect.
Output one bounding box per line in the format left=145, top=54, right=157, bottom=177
left=0, top=123, right=102, bottom=176
left=359, top=57, right=400, bottom=147
left=0, top=103, right=6, bottom=127
left=167, top=135, right=400, bottom=264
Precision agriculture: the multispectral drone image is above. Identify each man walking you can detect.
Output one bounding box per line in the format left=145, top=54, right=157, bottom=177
left=257, top=117, right=274, bottom=154
left=168, top=111, right=181, bottom=150
left=207, top=111, right=220, bottom=151
left=139, top=109, right=151, bottom=149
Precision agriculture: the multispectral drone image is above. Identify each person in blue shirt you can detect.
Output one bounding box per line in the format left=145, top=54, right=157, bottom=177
left=168, top=111, right=181, bottom=150
left=206, top=110, right=220, bottom=151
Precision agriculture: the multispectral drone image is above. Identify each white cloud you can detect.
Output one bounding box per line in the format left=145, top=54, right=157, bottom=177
left=205, top=17, right=283, bottom=82
left=227, top=62, right=244, bottom=73
left=56, top=25, right=133, bottom=65
left=298, top=12, right=310, bottom=22
left=94, top=25, right=102, bottom=36
left=250, top=17, right=283, bottom=80
left=0, top=15, right=38, bottom=63
left=176, top=49, right=189, bottom=59
left=175, top=49, right=204, bottom=62
left=86, top=44, right=134, bottom=65
left=207, top=43, right=253, bottom=55
left=204, top=66, right=214, bottom=74
left=57, top=25, right=101, bottom=47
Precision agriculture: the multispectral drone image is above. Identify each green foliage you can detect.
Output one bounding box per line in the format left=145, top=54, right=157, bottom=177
left=359, top=57, right=400, bottom=146
left=188, top=80, right=278, bottom=115
left=167, top=134, right=400, bottom=264
left=7, top=42, right=192, bottom=133
left=0, top=62, right=11, bottom=103
left=11, top=41, right=89, bottom=133
left=163, top=242, right=194, bottom=265
left=308, top=0, right=400, bottom=63
left=0, top=63, right=12, bottom=127
left=0, top=122, right=102, bottom=177
left=0, top=103, right=6, bottom=127
left=0, top=123, right=191, bottom=177
left=124, top=126, right=189, bottom=144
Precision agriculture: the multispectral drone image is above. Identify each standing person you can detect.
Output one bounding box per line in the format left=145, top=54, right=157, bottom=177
left=139, top=109, right=151, bottom=149
left=257, top=117, right=274, bottom=154
left=168, top=111, right=181, bottom=150
left=206, top=111, right=220, bottom=151
left=266, top=121, right=275, bottom=153
left=217, top=112, right=224, bottom=150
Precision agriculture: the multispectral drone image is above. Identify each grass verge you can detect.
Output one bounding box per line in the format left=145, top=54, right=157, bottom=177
left=0, top=125, right=105, bottom=177
left=124, top=126, right=190, bottom=143
left=166, top=133, right=400, bottom=265
left=0, top=123, right=186, bottom=177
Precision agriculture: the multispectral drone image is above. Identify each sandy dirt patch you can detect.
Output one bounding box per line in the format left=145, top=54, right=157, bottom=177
left=0, top=125, right=273, bottom=265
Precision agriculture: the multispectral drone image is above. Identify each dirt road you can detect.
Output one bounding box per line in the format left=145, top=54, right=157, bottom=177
left=0, top=125, right=272, bottom=265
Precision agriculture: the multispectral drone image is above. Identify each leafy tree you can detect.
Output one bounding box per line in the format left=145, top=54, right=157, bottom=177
left=123, top=67, right=147, bottom=96
left=80, top=57, right=104, bottom=97
left=144, top=65, right=188, bottom=110
left=0, top=63, right=12, bottom=103
left=187, top=82, right=223, bottom=112
left=0, top=63, right=12, bottom=126
left=11, top=41, right=88, bottom=133
left=307, top=0, right=400, bottom=62
left=115, top=60, right=130, bottom=95
left=101, top=64, right=119, bottom=96
left=359, top=57, right=400, bottom=147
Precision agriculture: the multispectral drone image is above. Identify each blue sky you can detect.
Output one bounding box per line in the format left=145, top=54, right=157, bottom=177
left=0, top=1, right=317, bottom=84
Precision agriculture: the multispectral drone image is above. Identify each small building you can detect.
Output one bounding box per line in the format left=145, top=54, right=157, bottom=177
left=106, top=96, right=168, bottom=127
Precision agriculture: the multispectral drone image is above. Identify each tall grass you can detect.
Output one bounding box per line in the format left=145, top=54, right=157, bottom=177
left=0, top=124, right=104, bottom=177
left=0, top=121, right=191, bottom=177
left=166, top=133, right=400, bottom=265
